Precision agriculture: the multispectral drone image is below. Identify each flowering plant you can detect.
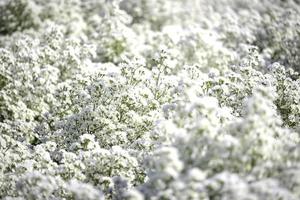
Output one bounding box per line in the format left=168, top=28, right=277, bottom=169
left=1, top=0, right=300, bottom=199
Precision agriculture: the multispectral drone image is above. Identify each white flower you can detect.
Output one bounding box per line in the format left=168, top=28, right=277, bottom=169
left=67, top=179, right=104, bottom=200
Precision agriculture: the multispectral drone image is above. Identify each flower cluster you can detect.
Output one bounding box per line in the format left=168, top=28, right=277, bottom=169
left=1, top=0, right=300, bottom=199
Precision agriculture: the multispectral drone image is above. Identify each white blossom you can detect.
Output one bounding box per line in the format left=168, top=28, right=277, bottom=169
left=1, top=0, right=300, bottom=199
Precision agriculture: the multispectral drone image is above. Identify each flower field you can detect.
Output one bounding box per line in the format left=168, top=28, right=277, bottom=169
left=0, top=0, right=300, bottom=199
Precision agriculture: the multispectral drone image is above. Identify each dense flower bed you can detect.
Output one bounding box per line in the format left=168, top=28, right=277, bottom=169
left=0, top=0, right=300, bottom=199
